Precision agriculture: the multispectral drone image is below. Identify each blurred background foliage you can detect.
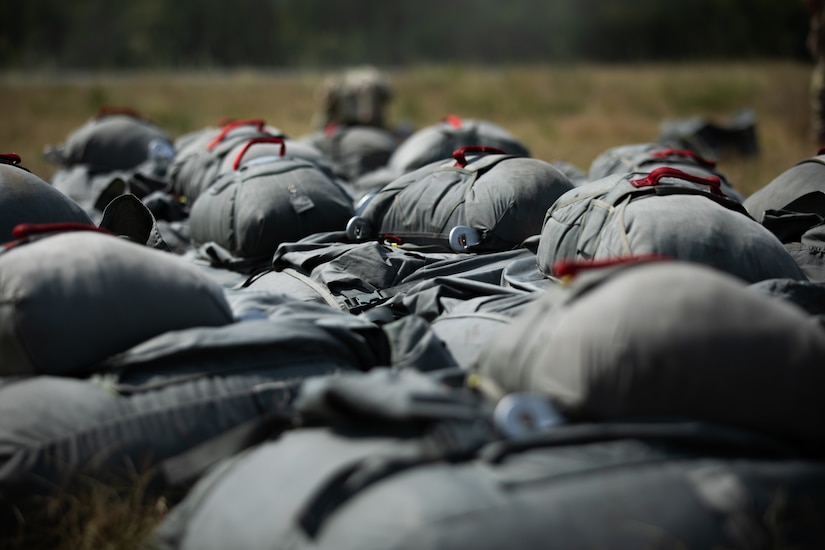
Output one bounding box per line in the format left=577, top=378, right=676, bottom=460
left=0, top=0, right=811, bottom=70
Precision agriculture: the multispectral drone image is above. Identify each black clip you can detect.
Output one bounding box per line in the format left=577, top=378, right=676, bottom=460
left=341, top=289, right=385, bottom=313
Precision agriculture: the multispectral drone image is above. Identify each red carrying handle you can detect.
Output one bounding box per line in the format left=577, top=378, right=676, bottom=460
left=443, top=114, right=463, bottom=129
left=233, top=137, right=286, bottom=171
left=551, top=254, right=671, bottom=279
left=0, top=153, right=21, bottom=166
left=452, top=145, right=508, bottom=168
left=650, top=148, right=717, bottom=168
left=630, top=166, right=724, bottom=196
left=6, top=223, right=114, bottom=251
left=207, top=118, right=267, bottom=151
left=96, top=106, right=144, bottom=120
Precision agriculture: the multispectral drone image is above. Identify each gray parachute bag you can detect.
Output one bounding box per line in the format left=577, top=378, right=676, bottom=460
left=151, top=368, right=825, bottom=550
left=46, top=107, right=174, bottom=175
left=188, top=137, right=355, bottom=260
left=355, top=115, right=531, bottom=192
left=347, top=146, right=575, bottom=253
left=475, top=260, right=825, bottom=449
left=0, top=153, right=93, bottom=243
left=44, top=108, right=175, bottom=214
left=536, top=166, right=806, bottom=284
left=299, top=125, right=398, bottom=183
left=0, top=299, right=392, bottom=536
left=0, top=228, right=234, bottom=376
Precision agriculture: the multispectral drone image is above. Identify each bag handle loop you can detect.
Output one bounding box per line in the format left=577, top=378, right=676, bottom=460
left=207, top=118, right=267, bottom=151
left=650, top=148, right=717, bottom=168
left=630, top=166, right=724, bottom=196
left=233, top=137, right=286, bottom=170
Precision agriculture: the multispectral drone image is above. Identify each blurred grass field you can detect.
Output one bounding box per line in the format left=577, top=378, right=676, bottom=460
left=0, top=61, right=818, bottom=197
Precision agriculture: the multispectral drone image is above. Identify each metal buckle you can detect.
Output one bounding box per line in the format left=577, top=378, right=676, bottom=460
left=341, top=289, right=384, bottom=312
left=346, top=216, right=373, bottom=241
left=448, top=225, right=482, bottom=252
left=493, top=392, right=565, bottom=440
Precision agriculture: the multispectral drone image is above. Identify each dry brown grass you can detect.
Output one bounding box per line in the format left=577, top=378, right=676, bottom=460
left=0, top=61, right=817, bottom=196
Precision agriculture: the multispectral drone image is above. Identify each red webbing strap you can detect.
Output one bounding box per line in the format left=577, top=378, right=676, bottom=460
left=630, top=166, right=724, bottom=196
left=12, top=223, right=113, bottom=240
left=452, top=145, right=508, bottom=167
left=650, top=148, right=717, bottom=168
left=0, top=153, right=21, bottom=166
left=232, top=137, right=286, bottom=171
left=551, top=254, right=670, bottom=279
left=5, top=223, right=114, bottom=251
left=207, top=118, right=267, bottom=151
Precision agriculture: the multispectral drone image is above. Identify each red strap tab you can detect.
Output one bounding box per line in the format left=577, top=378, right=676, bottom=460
left=12, top=222, right=113, bottom=240
left=650, top=148, right=716, bottom=168
left=0, top=153, right=21, bottom=166
left=551, top=254, right=670, bottom=279
left=452, top=145, right=508, bottom=167
left=207, top=119, right=267, bottom=151
left=443, top=114, right=463, bottom=129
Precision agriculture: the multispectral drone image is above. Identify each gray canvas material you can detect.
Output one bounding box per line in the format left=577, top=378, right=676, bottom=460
left=474, top=261, right=825, bottom=447
left=188, top=155, right=354, bottom=259
left=0, top=372, right=304, bottom=535
left=536, top=170, right=807, bottom=284
left=151, top=371, right=825, bottom=550
left=745, top=156, right=825, bottom=222
left=0, top=300, right=394, bottom=528
left=103, top=293, right=390, bottom=387
left=0, top=162, right=92, bottom=243
left=156, top=436, right=825, bottom=550
left=246, top=239, right=458, bottom=311
left=356, top=152, right=574, bottom=252
left=0, top=231, right=234, bottom=376
left=760, top=207, right=825, bottom=283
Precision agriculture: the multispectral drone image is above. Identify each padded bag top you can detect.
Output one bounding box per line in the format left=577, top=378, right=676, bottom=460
left=188, top=138, right=355, bottom=259
left=168, top=118, right=285, bottom=202
left=475, top=261, right=825, bottom=447
left=536, top=166, right=806, bottom=284
left=588, top=142, right=744, bottom=201
left=54, top=108, right=173, bottom=173
left=0, top=154, right=92, bottom=242
left=301, top=125, right=398, bottom=182
left=389, top=116, right=530, bottom=173
left=355, top=115, right=531, bottom=191
left=348, top=146, right=575, bottom=253
left=0, top=229, right=234, bottom=376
